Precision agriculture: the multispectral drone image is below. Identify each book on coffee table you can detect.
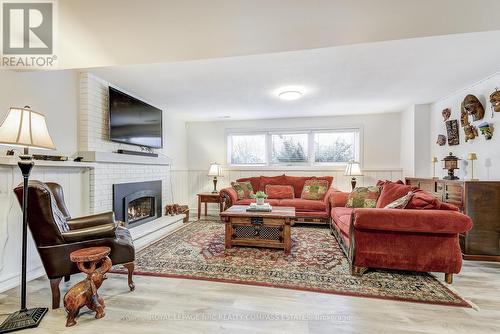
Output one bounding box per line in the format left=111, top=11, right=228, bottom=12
left=246, top=203, right=272, bottom=212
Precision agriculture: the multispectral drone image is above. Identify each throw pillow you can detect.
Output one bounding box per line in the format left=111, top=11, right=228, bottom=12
left=376, top=181, right=414, bottom=208
left=406, top=189, right=441, bottom=210
left=384, top=191, right=414, bottom=209
left=231, top=181, right=254, bottom=200
left=301, top=180, right=329, bottom=200
left=265, top=185, right=294, bottom=199
left=346, top=186, right=381, bottom=208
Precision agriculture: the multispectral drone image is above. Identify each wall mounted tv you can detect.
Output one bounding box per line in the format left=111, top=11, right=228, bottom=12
left=109, top=87, right=163, bottom=149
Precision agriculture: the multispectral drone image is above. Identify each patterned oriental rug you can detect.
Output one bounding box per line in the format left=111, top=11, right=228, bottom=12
left=112, top=218, right=470, bottom=307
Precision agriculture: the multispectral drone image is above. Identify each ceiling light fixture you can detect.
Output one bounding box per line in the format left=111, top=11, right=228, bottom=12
left=278, top=90, right=303, bottom=101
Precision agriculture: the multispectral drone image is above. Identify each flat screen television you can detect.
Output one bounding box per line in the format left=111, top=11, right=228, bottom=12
left=109, top=87, right=163, bottom=148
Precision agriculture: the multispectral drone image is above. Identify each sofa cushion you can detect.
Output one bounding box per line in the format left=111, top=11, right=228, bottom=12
left=285, top=176, right=334, bottom=198
left=331, top=207, right=353, bottom=237
left=301, top=180, right=329, bottom=200
left=265, top=185, right=294, bottom=199
left=235, top=198, right=281, bottom=206
left=231, top=181, right=254, bottom=200
left=279, top=199, right=327, bottom=212
left=236, top=177, right=261, bottom=194
left=346, top=186, right=381, bottom=208
left=259, top=175, right=287, bottom=192
left=376, top=181, right=414, bottom=208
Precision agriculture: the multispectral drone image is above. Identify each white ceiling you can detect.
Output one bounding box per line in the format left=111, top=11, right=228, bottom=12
left=60, top=0, right=500, bottom=69
left=89, top=31, right=500, bottom=121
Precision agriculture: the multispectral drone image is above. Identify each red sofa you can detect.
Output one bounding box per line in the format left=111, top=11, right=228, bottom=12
left=220, top=175, right=335, bottom=223
left=330, top=183, right=473, bottom=283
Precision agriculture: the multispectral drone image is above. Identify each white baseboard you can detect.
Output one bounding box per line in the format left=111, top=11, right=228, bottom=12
left=0, top=266, right=45, bottom=293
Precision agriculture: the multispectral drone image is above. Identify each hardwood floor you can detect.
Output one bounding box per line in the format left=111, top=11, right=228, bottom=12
left=0, top=240, right=499, bottom=333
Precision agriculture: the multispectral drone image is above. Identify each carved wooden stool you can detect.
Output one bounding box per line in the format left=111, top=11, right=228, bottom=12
left=63, top=247, right=112, bottom=327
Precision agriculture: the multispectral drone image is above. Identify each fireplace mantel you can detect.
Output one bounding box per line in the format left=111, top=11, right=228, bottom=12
left=79, top=151, right=171, bottom=166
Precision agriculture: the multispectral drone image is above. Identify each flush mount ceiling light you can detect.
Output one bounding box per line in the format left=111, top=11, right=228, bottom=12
left=278, top=90, right=303, bottom=101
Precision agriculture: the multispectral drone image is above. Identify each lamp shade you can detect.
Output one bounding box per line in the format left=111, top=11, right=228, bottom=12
left=467, top=153, right=477, bottom=161
left=0, top=106, right=55, bottom=150
left=344, top=161, right=362, bottom=176
left=208, top=163, right=222, bottom=177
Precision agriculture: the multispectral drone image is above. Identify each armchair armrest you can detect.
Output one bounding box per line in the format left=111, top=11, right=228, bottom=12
left=67, top=212, right=115, bottom=230
left=353, top=209, right=473, bottom=234
left=62, top=222, right=118, bottom=243
left=220, top=187, right=238, bottom=209
left=329, top=190, right=350, bottom=208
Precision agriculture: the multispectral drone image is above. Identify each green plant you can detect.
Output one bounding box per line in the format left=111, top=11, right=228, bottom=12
left=254, top=191, right=267, bottom=199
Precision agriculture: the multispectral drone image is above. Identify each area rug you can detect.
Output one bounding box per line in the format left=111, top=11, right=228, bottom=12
left=112, top=218, right=470, bottom=307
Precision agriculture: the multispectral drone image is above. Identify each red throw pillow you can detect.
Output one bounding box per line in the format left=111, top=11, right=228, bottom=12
left=265, top=185, right=294, bottom=199
left=406, top=189, right=441, bottom=210
left=376, top=181, right=414, bottom=208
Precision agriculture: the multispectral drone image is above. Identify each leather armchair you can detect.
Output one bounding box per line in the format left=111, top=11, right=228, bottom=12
left=14, top=181, right=135, bottom=309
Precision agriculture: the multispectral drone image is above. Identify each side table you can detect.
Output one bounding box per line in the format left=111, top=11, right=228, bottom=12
left=63, top=246, right=112, bottom=327
left=197, top=192, right=222, bottom=220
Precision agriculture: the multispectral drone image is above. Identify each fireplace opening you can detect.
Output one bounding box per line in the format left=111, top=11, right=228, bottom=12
left=128, top=196, right=154, bottom=224
left=113, top=180, right=162, bottom=228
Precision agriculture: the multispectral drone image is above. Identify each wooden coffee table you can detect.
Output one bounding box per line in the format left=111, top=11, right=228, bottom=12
left=220, top=205, right=295, bottom=254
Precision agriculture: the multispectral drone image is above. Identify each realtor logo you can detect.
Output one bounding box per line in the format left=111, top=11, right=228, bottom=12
left=1, top=1, right=56, bottom=67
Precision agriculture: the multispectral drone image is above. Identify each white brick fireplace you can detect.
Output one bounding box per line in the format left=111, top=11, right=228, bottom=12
left=78, top=72, right=184, bottom=248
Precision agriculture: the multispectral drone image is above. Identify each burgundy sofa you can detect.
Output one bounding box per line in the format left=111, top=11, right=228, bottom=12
left=330, top=182, right=473, bottom=283
left=220, top=174, right=335, bottom=223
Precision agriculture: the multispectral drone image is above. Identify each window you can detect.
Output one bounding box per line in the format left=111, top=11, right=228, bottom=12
left=228, top=134, right=267, bottom=165
left=227, top=128, right=360, bottom=167
left=271, top=133, right=308, bottom=164
left=314, top=130, right=359, bottom=164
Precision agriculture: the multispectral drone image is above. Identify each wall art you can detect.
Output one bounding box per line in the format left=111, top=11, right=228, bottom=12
left=445, top=119, right=460, bottom=145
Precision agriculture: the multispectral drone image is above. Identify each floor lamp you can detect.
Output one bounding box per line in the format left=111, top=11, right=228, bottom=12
left=0, top=106, right=56, bottom=333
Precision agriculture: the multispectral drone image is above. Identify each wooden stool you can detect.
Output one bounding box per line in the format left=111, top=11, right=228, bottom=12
left=63, top=247, right=112, bottom=327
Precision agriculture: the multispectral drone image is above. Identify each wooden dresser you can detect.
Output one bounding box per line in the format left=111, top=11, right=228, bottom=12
left=406, top=178, right=500, bottom=262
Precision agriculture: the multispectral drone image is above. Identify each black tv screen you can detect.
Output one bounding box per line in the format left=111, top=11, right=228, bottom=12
left=109, top=87, right=163, bottom=148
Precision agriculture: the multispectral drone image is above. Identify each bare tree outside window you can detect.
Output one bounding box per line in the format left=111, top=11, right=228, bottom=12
left=230, top=134, right=266, bottom=165
left=314, top=132, right=355, bottom=163
left=271, top=133, right=308, bottom=163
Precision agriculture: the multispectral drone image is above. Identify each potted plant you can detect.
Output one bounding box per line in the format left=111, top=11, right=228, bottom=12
left=254, top=191, right=267, bottom=205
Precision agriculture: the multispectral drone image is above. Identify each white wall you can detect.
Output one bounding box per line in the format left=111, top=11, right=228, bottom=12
left=430, top=72, right=500, bottom=180
left=185, top=113, right=403, bottom=202
left=400, top=105, right=415, bottom=176
left=187, top=113, right=402, bottom=170
left=0, top=70, right=79, bottom=156
left=400, top=104, right=431, bottom=177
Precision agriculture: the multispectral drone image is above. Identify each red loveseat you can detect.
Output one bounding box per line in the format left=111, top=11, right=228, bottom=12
left=220, top=175, right=335, bottom=223
left=330, top=181, right=473, bottom=283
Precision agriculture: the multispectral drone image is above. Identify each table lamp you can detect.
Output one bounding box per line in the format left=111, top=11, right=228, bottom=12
left=344, top=161, right=362, bottom=190
left=467, top=153, right=478, bottom=181
left=208, top=162, right=223, bottom=193
left=0, top=106, right=55, bottom=333
left=432, top=157, right=439, bottom=179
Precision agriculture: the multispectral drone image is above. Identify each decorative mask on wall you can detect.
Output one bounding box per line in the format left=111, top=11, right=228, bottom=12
left=436, top=134, right=447, bottom=146
left=463, top=124, right=478, bottom=142
left=442, top=108, right=451, bottom=121
left=490, top=89, right=500, bottom=113
left=478, top=122, right=493, bottom=140
left=461, top=94, right=485, bottom=122
left=445, top=120, right=460, bottom=146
